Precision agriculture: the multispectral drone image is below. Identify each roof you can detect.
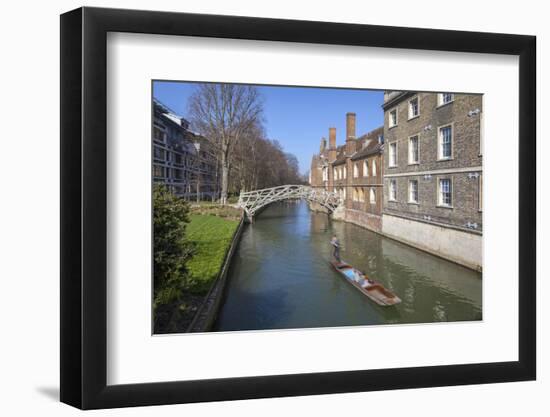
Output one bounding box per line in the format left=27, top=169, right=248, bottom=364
left=331, top=146, right=347, bottom=166
left=351, top=126, right=384, bottom=160
left=382, top=91, right=414, bottom=110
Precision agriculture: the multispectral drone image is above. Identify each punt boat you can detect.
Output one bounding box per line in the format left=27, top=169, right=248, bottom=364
left=330, top=260, right=401, bottom=306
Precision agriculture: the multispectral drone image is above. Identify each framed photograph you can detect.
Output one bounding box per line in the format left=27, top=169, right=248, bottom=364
left=60, top=6, right=536, bottom=409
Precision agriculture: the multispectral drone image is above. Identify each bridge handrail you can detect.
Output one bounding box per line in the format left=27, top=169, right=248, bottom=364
left=237, top=184, right=341, bottom=218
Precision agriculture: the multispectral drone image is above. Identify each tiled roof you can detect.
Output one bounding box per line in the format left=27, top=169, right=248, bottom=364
left=351, top=126, right=384, bottom=160
left=351, top=142, right=382, bottom=160
left=331, top=146, right=347, bottom=165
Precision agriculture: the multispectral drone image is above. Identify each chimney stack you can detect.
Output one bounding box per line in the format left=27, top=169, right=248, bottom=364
left=328, top=127, right=337, bottom=162
left=329, top=128, right=336, bottom=149
left=320, top=137, right=327, bottom=153
left=346, top=112, right=357, bottom=155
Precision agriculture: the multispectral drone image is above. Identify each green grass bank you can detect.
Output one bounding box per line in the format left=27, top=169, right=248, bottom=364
left=185, top=212, right=240, bottom=294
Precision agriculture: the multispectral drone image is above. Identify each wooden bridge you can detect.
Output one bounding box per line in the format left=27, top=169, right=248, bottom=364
left=237, top=185, right=341, bottom=220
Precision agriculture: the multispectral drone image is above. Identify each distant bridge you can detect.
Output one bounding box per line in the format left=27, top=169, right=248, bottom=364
left=237, top=185, right=341, bottom=220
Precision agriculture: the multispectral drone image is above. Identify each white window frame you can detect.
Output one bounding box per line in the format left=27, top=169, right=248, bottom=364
left=388, top=108, right=398, bottom=128
left=480, top=107, right=484, bottom=156
left=363, top=160, right=369, bottom=177
left=437, top=124, right=454, bottom=161
left=408, top=96, right=420, bottom=119
left=389, top=179, right=397, bottom=201
left=370, top=188, right=376, bottom=204
left=479, top=174, right=483, bottom=212
left=437, top=177, right=453, bottom=208
left=408, top=134, right=420, bottom=165
left=437, top=93, right=454, bottom=107
left=389, top=142, right=398, bottom=167
left=408, top=179, right=419, bottom=204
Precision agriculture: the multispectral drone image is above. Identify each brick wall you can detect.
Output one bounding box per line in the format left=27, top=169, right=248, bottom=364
left=383, top=93, right=483, bottom=233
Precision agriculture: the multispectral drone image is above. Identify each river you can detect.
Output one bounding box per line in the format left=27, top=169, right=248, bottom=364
left=214, top=200, right=482, bottom=331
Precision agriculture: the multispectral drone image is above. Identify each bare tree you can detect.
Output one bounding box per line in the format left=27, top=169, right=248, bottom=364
left=188, top=84, right=263, bottom=204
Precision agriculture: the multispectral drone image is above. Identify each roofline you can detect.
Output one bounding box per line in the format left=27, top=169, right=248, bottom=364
left=382, top=91, right=415, bottom=110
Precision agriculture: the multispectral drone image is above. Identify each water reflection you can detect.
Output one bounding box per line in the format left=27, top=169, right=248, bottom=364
left=214, top=201, right=482, bottom=331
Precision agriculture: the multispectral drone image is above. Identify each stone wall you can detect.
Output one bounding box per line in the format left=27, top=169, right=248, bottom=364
left=382, top=213, right=482, bottom=271
left=308, top=200, right=330, bottom=214
left=343, top=209, right=382, bottom=233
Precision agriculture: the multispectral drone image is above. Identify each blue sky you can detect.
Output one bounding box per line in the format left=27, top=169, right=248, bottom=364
left=153, top=81, right=384, bottom=174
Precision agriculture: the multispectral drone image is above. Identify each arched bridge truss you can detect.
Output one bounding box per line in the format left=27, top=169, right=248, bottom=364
left=238, top=185, right=341, bottom=219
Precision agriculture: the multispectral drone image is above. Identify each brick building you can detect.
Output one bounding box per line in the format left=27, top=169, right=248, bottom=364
left=310, top=113, right=384, bottom=232
left=382, top=91, right=483, bottom=270
left=153, top=99, right=220, bottom=200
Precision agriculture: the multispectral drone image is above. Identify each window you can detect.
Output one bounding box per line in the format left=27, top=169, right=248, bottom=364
left=363, top=160, right=369, bottom=177
left=153, top=126, right=165, bottom=142
left=153, top=165, right=164, bottom=178
left=174, top=153, right=183, bottom=165
left=353, top=163, right=359, bottom=178
left=479, top=174, right=483, bottom=211
left=438, top=125, right=453, bottom=160
left=389, top=142, right=398, bottom=167
left=408, top=135, right=419, bottom=164
left=153, top=147, right=165, bottom=161
left=438, top=178, right=452, bottom=207
left=480, top=109, right=484, bottom=156
left=370, top=188, right=376, bottom=204
left=389, top=179, right=397, bottom=201
left=343, top=166, right=347, bottom=179
left=342, top=187, right=346, bottom=199
left=438, top=93, right=454, bottom=106
left=409, top=180, right=418, bottom=203
left=359, top=188, right=365, bottom=202
left=389, top=109, right=398, bottom=127
left=408, top=97, right=419, bottom=119
left=333, top=167, right=338, bottom=180
left=372, top=159, right=377, bottom=176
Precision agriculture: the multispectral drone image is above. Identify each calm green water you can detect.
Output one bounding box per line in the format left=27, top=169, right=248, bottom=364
left=214, top=201, right=482, bottom=331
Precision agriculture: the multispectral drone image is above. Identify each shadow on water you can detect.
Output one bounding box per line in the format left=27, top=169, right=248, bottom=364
left=214, top=201, right=482, bottom=332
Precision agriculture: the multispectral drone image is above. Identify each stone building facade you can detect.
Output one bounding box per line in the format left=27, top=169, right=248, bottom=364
left=382, top=91, right=483, bottom=270
left=153, top=99, right=220, bottom=200
left=310, top=112, right=384, bottom=232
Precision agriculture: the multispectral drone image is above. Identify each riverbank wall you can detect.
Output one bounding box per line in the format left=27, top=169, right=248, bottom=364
left=382, top=213, right=482, bottom=271
left=187, top=215, right=245, bottom=332
left=333, top=207, right=383, bottom=234
left=308, top=202, right=481, bottom=272
left=308, top=200, right=330, bottom=214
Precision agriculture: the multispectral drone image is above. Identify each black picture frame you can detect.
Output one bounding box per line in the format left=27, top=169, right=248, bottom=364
left=60, top=6, right=536, bottom=410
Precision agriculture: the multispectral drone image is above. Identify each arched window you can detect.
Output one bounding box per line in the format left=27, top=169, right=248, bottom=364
left=372, top=159, right=377, bottom=176
left=363, top=160, right=369, bottom=177
left=353, top=163, right=359, bottom=178
left=370, top=188, right=376, bottom=204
